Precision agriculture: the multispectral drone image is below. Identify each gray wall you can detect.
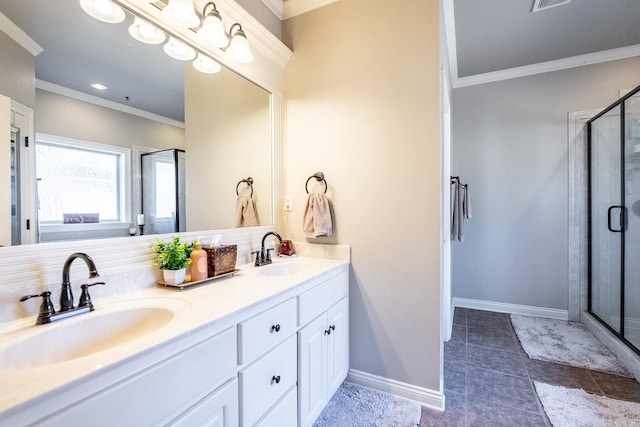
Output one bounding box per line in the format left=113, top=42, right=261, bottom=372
left=451, top=56, right=640, bottom=310
left=0, top=31, right=35, bottom=108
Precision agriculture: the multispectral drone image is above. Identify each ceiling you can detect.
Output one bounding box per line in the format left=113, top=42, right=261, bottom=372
left=2, top=0, right=639, bottom=117
left=1, top=0, right=185, bottom=123
left=447, top=0, right=640, bottom=86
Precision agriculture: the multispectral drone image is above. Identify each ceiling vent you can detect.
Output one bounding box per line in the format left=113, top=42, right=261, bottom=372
left=531, top=0, right=572, bottom=13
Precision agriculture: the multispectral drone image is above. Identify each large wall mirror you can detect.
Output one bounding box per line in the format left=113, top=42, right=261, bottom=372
left=0, top=0, right=273, bottom=246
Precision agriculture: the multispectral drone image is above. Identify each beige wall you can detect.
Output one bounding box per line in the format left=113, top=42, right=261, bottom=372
left=0, top=32, right=35, bottom=108
left=35, top=89, right=184, bottom=150
left=283, top=0, right=441, bottom=390
left=185, top=66, right=271, bottom=231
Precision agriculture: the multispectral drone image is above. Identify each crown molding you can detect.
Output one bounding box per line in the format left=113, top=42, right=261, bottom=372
left=282, top=0, right=340, bottom=20
left=453, top=44, right=640, bottom=88
left=443, top=0, right=640, bottom=88
left=0, top=11, right=43, bottom=56
left=36, top=80, right=185, bottom=129
left=261, top=0, right=283, bottom=20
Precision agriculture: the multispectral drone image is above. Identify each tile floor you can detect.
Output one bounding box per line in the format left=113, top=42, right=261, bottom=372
left=419, top=308, right=640, bottom=426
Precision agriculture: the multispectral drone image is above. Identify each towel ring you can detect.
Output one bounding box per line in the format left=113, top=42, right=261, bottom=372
left=305, top=172, right=328, bottom=194
left=236, top=177, right=254, bottom=197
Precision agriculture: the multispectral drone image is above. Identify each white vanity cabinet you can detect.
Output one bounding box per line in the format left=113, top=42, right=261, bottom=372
left=0, top=259, right=350, bottom=427
left=297, top=271, right=349, bottom=427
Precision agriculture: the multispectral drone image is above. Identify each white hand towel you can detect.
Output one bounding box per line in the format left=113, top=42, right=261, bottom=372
left=303, top=193, right=332, bottom=238
left=234, top=195, right=258, bottom=227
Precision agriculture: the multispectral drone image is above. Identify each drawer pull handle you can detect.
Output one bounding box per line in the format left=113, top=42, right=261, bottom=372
left=272, top=375, right=281, bottom=384
left=324, top=328, right=331, bottom=335
left=330, top=325, right=336, bottom=331
left=271, top=324, right=281, bottom=332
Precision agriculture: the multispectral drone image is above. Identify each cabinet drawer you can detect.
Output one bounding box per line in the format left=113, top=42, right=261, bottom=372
left=240, top=335, right=297, bottom=426
left=257, top=386, right=297, bottom=427
left=238, top=298, right=296, bottom=364
left=298, top=271, right=348, bottom=326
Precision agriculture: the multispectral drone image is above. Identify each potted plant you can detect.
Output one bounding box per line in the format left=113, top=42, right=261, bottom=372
left=152, top=236, right=195, bottom=285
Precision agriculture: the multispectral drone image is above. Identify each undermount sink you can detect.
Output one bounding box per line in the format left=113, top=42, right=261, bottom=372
left=258, top=261, right=312, bottom=277
left=0, top=298, right=189, bottom=370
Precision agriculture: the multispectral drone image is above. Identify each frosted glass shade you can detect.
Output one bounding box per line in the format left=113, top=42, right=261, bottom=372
left=227, top=30, right=253, bottom=63
left=162, top=0, right=200, bottom=28
left=193, top=53, right=222, bottom=74
left=79, top=0, right=125, bottom=23
left=128, top=17, right=166, bottom=45
left=197, top=13, right=228, bottom=48
left=164, top=37, right=196, bottom=61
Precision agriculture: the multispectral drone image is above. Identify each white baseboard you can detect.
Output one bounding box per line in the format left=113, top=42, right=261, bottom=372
left=452, top=297, right=568, bottom=320
left=346, top=369, right=444, bottom=411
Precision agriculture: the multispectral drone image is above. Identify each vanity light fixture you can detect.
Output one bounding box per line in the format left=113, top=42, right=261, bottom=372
left=79, top=0, right=125, bottom=23
left=193, top=52, right=222, bottom=74
left=162, top=0, right=200, bottom=29
left=226, top=23, right=253, bottom=64
left=164, top=36, right=197, bottom=61
left=128, top=16, right=166, bottom=44
left=197, top=2, right=228, bottom=49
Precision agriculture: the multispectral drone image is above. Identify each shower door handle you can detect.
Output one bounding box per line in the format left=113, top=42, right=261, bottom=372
left=607, top=205, right=627, bottom=232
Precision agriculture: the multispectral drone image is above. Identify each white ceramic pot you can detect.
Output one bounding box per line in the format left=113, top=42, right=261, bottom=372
left=163, top=268, right=186, bottom=285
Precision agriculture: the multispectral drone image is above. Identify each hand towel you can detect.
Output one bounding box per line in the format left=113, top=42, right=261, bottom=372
left=303, top=193, right=332, bottom=238
left=234, top=195, right=258, bottom=227
left=451, top=182, right=471, bottom=242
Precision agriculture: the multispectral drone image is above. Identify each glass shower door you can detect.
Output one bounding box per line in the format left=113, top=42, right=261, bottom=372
left=624, top=92, right=640, bottom=348
left=590, top=105, right=623, bottom=333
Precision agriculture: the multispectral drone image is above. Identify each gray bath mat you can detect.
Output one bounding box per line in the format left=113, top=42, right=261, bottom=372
left=535, top=381, right=640, bottom=426
left=511, top=315, right=632, bottom=377
left=313, top=382, right=421, bottom=427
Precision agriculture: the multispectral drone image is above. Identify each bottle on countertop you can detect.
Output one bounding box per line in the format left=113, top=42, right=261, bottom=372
left=190, top=239, right=208, bottom=282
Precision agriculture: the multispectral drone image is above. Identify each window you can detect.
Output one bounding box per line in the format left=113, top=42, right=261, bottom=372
left=35, top=134, right=130, bottom=223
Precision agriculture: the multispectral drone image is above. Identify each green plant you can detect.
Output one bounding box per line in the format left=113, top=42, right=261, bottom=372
left=152, top=236, right=195, bottom=270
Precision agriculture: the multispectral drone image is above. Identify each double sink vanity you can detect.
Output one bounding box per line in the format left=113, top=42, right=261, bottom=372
left=0, top=251, right=350, bottom=427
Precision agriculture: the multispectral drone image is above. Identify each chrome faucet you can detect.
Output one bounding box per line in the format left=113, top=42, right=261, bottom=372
left=61, top=252, right=100, bottom=311
left=254, top=231, right=283, bottom=266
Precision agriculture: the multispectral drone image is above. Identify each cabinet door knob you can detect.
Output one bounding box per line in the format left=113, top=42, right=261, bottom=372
left=272, top=375, right=281, bottom=384
left=271, top=324, right=281, bottom=332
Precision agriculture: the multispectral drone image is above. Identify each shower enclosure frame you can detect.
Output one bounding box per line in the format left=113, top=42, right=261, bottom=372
left=587, top=84, right=640, bottom=356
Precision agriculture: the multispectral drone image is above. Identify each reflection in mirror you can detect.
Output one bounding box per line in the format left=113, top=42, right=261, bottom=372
left=141, top=149, right=186, bottom=235
left=0, top=0, right=272, bottom=246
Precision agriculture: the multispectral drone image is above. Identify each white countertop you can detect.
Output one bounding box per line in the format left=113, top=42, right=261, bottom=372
left=0, top=256, right=349, bottom=418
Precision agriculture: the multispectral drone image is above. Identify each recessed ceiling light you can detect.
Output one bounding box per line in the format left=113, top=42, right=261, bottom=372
left=91, top=83, right=108, bottom=90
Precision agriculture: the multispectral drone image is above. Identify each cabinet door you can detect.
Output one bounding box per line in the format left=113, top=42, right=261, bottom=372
left=167, top=379, right=239, bottom=427
left=298, top=314, right=327, bottom=427
left=326, top=298, right=349, bottom=398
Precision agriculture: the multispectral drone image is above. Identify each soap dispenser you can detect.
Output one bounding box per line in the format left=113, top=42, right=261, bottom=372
left=190, top=238, right=208, bottom=282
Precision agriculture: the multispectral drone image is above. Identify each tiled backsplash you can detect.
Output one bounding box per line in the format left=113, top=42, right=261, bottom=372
left=0, top=226, right=275, bottom=324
